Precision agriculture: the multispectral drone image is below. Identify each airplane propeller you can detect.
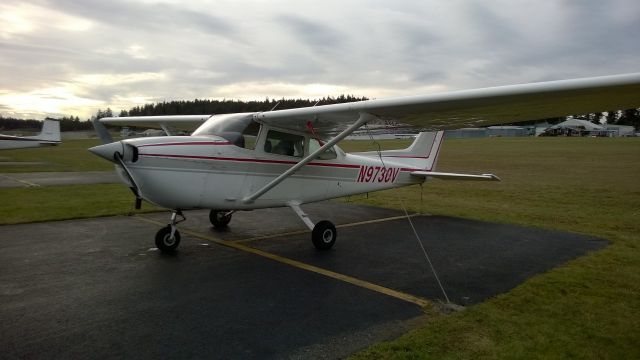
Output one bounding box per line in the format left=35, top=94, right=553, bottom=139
left=89, top=141, right=143, bottom=209
left=114, top=150, right=143, bottom=209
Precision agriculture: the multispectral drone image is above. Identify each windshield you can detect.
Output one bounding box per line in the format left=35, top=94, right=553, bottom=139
left=192, top=113, right=259, bottom=148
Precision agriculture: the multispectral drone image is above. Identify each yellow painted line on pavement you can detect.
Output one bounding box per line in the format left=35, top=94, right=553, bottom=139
left=337, top=213, right=421, bottom=228
left=0, top=174, right=40, bottom=187
left=134, top=215, right=430, bottom=308
left=235, top=229, right=310, bottom=244
left=235, top=213, right=421, bottom=244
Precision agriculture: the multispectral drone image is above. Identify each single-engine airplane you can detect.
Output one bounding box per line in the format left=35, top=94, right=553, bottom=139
left=89, top=73, right=640, bottom=252
left=0, top=119, right=61, bottom=150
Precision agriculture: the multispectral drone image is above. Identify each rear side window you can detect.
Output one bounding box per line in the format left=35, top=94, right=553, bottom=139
left=264, top=130, right=304, bottom=157
left=308, top=138, right=337, bottom=160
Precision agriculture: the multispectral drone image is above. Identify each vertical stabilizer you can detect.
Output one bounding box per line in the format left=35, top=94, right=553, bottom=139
left=32, top=119, right=61, bottom=142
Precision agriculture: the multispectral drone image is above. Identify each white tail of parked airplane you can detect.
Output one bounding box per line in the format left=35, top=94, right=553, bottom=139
left=35, top=119, right=61, bottom=142
left=0, top=119, right=61, bottom=150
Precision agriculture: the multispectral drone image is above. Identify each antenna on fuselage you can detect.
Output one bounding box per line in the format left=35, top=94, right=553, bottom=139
left=269, top=101, right=281, bottom=111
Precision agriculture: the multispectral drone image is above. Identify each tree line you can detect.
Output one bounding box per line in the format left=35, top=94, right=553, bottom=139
left=0, top=115, right=93, bottom=132
left=578, top=109, right=640, bottom=129
left=120, top=95, right=369, bottom=117
left=1, top=96, right=639, bottom=131
left=0, top=95, right=368, bottom=131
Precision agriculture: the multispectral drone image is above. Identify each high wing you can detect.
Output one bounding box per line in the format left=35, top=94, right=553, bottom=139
left=254, top=73, right=640, bottom=135
left=96, top=73, right=640, bottom=136
left=243, top=72, right=640, bottom=200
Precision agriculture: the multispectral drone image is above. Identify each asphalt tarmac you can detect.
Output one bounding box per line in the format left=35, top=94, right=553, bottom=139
left=0, top=202, right=607, bottom=359
left=0, top=171, right=119, bottom=188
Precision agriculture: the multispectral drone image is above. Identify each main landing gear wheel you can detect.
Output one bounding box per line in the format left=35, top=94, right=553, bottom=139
left=312, top=220, right=337, bottom=250
left=155, top=225, right=181, bottom=252
left=209, top=210, right=232, bottom=228
left=288, top=204, right=337, bottom=251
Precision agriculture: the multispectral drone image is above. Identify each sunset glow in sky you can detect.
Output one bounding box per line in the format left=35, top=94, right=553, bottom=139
left=1, top=0, right=639, bottom=119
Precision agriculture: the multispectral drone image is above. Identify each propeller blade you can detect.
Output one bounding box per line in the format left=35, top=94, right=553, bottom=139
left=115, top=151, right=143, bottom=209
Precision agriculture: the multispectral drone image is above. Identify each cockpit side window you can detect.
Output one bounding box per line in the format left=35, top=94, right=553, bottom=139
left=240, top=121, right=260, bottom=150
left=308, top=138, right=337, bottom=160
left=264, top=130, right=304, bottom=157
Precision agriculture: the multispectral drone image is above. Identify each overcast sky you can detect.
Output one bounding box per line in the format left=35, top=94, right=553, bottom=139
left=1, top=0, right=639, bottom=119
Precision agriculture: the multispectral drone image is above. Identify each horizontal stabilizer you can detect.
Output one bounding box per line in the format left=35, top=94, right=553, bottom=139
left=100, top=115, right=211, bottom=131
left=411, top=171, right=501, bottom=181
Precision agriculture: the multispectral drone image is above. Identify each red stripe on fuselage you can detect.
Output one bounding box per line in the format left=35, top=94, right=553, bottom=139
left=138, top=153, right=361, bottom=169
left=137, top=141, right=232, bottom=147
left=136, top=133, right=444, bottom=173
left=137, top=153, right=433, bottom=172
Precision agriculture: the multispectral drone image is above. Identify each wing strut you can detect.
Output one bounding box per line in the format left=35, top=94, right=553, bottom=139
left=243, top=112, right=376, bottom=203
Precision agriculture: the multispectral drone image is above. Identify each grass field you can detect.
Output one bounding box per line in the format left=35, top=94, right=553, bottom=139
left=0, top=138, right=160, bottom=222
left=1, top=136, right=639, bottom=358
left=0, top=138, right=110, bottom=173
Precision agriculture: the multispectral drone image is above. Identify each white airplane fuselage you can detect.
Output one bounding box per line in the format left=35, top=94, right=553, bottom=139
left=89, top=118, right=450, bottom=251
left=97, top=134, right=435, bottom=211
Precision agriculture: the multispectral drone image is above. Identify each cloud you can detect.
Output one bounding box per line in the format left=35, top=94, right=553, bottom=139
left=0, top=2, right=94, bottom=39
left=276, top=15, right=344, bottom=53
left=0, top=86, right=102, bottom=119
left=51, top=0, right=235, bottom=36
left=0, top=0, right=639, bottom=119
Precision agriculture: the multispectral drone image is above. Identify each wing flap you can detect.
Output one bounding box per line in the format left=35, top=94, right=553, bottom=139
left=411, top=171, right=501, bottom=181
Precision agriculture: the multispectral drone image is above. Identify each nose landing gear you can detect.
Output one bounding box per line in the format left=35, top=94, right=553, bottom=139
left=155, top=210, right=185, bottom=252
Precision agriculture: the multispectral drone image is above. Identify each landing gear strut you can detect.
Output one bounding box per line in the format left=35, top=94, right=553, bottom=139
left=289, top=203, right=337, bottom=250
left=155, top=210, right=185, bottom=252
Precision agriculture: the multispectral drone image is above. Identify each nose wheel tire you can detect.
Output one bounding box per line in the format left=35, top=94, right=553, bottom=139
left=210, top=210, right=232, bottom=228
left=155, top=225, right=181, bottom=252
left=312, top=220, right=337, bottom=250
